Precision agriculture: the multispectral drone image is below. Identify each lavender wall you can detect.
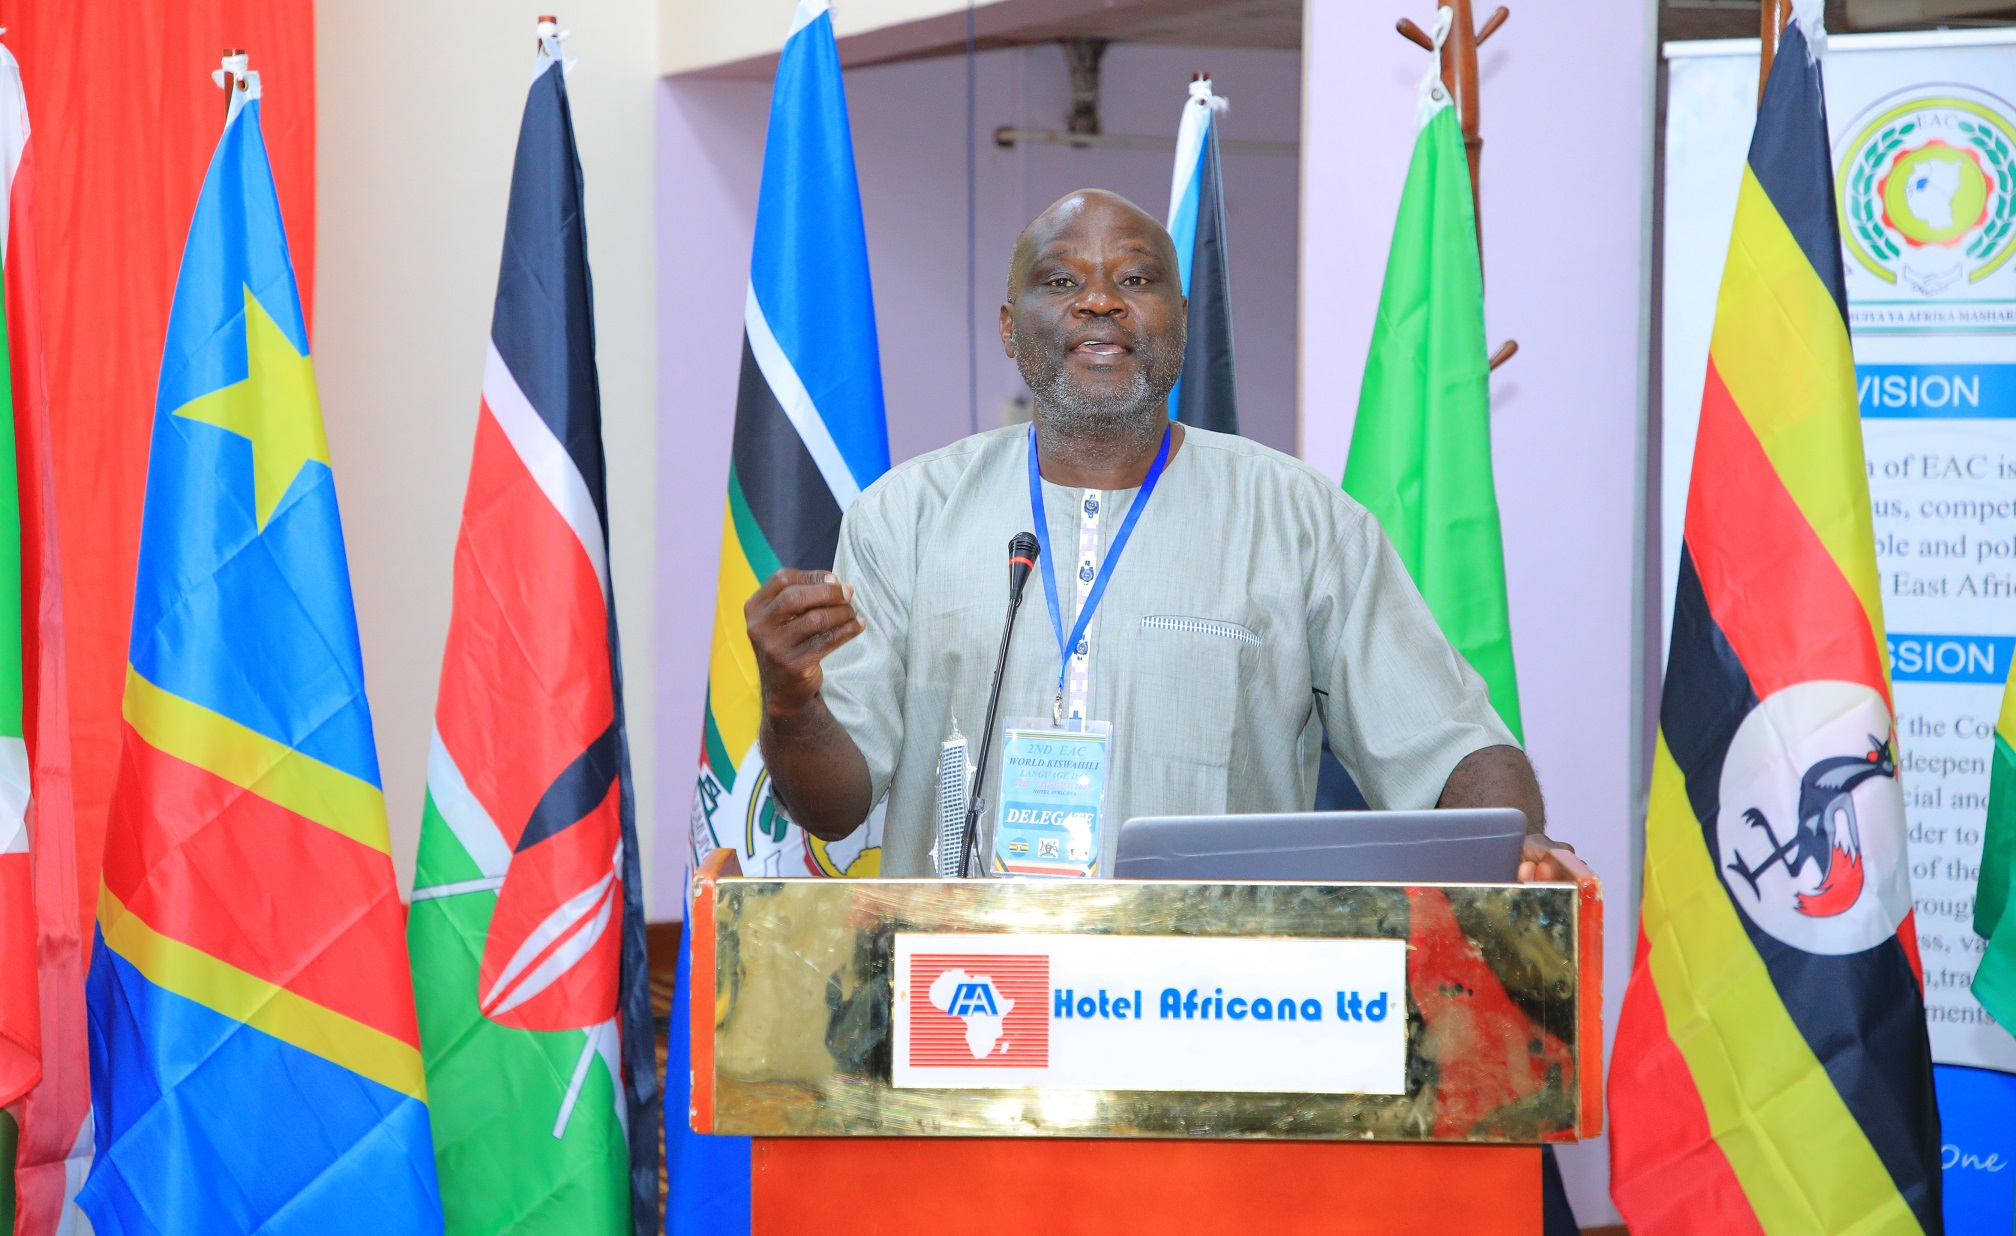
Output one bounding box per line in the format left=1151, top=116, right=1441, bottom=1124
left=845, top=41, right=1304, bottom=460
left=655, top=42, right=1303, bottom=915
left=1303, top=3, right=1660, bottom=1224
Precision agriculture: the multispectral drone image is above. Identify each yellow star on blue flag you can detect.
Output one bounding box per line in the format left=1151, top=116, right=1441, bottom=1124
left=171, top=287, right=327, bottom=528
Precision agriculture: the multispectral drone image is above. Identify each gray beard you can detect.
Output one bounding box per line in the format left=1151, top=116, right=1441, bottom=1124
left=1013, top=322, right=1183, bottom=446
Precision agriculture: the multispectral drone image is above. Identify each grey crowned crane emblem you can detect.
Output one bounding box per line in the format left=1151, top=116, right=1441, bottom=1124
left=1726, top=733, right=1897, bottom=919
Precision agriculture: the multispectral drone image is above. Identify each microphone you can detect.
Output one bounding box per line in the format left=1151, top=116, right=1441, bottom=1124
left=1008, top=531, right=1039, bottom=601
left=957, top=533, right=1041, bottom=878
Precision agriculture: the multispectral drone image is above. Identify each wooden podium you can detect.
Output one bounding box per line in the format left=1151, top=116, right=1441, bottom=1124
left=687, top=848, right=1601, bottom=1236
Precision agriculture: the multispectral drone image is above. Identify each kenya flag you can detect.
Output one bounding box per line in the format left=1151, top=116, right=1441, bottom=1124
left=407, top=31, right=655, bottom=1236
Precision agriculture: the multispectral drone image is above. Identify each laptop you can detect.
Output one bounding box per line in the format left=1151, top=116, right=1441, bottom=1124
left=1112, top=808, right=1527, bottom=883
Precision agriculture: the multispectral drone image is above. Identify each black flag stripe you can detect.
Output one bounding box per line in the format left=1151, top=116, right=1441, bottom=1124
left=730, top=336, right=845, bottom=571
left=1173, top=123, right=1240, bottom=436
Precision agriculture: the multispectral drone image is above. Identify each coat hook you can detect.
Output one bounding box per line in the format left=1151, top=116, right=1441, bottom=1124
left=1489, top=340, right=1519, bottom=371
left=1476, top=7, right=1510, bottom=45
left=1396, top=17, right=1434, bottom=49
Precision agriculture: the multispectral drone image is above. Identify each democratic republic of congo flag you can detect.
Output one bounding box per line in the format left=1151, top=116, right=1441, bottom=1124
left=409, top=27, right=656, bottom=1236
left=1164, top=74, right=1238, bottom=435
left=1608, top=8, right=1943, bottom=1235
left=677, top=0, right=890, bottom=1228
left=1970, top=672, right=2016, bottom=1031
left=78, top=75, right=443, bottom=1233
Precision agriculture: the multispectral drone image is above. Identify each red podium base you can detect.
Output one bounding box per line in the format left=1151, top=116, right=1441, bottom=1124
left=751, top=1139, right=1541, bottom=1235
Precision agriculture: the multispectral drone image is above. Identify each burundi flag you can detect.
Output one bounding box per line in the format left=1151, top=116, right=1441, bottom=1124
left=409, top=27, right=656, bottom=1236
left=0, top=40, right=36, bottom=1116
left=1164, top=75, right=1238, bottom=435
left=676, top=0, right=890, bottom=1227
left=1343, top=9, right=1521, bottom=741
left=1608, top=6, right=1943, bottom=1234
left=79, top=72, right=444, bottom=1232
left=2, top=39, right=91, bottom=1235
left=1970, top=672, right=2016, bottom=1030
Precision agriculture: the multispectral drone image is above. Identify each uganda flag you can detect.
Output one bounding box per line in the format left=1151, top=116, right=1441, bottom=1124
left=79, top=72, right=443, bottom=1232
left=1608, top=9, right=1943, bottom=1236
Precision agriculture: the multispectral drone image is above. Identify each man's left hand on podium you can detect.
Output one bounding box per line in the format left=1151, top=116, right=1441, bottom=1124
left=1518, top=835, right=1587, bottom=885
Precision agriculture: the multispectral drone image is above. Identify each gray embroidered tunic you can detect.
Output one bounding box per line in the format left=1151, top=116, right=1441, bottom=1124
left=821, top=425, right=1516, bottom=877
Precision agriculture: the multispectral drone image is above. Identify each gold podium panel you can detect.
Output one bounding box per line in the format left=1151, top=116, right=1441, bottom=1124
left=690, top=858, right=1603, bottom=1144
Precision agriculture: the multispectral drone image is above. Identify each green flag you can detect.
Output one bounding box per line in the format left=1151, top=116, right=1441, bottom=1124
left=1970, top=671, right=2016, bottom=1030
left=1343, top=90, right=1522, bottom=740
left=409, top=791, right=629, bottom=1235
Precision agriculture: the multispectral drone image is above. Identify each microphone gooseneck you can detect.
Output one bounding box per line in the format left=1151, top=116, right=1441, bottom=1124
left=957, top=533, right=1040, bottom=878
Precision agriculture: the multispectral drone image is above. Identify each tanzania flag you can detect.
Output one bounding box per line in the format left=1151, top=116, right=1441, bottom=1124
left=676, top=0, right=889, bottom=1226
left=1342, top=47, right=1521, bottom=740
left=1608, top=13, right=1942, bottom=1235
left=1164, top=75, right=1237, bottom=435
left=78, top=77, right=443, bottom=1232
left=409, top=29, right=655, bottom=1236
left=1971, top=673, right=2016, bottom=1030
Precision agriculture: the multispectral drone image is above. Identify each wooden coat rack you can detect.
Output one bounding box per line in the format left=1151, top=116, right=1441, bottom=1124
left=1397, top=0, right=1518, bottom=372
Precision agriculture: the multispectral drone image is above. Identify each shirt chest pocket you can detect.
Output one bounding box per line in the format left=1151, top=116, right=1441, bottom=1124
left=1127, top=615, right=1261, bottom=770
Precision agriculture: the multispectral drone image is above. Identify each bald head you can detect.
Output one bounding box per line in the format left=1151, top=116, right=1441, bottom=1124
left=1007, top=189, right=1181, bottom=299
left=999, top=188, right=1187, bottom=448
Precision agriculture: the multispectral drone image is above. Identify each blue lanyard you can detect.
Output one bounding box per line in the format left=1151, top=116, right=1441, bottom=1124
left=1026, top=423, right=1172, bottom=720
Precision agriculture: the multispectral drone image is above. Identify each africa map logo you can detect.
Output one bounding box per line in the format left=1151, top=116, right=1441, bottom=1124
left=906, top=953, right=1049, bottom=1067
left=1837, top=84, right=2016, bottom=296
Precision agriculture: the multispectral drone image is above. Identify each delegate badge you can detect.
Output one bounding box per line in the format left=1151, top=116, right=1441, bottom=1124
left=992, top=718, right=1110, bottom=879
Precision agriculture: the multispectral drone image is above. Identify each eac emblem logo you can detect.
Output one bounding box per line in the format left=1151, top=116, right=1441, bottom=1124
left=1836, top=84, right=2016, bottom=295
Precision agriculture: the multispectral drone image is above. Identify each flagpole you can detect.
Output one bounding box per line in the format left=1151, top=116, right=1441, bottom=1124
left=1394, top=2, right=1518, bottom=370
left=1442, top=0, right=1482, bottom=219
left=221, top=48, right=243, bottom=120
left=1759, top=0, right=1791, bottom=98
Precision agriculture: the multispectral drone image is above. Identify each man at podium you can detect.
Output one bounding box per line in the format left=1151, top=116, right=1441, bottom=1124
left=745, top=188, right=1566, bottom=884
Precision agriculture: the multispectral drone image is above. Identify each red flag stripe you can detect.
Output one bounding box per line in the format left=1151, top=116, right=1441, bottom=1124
left=1682, top=361, right=1887, bottom=702
left=434, top=403, right=612, bottom=850
left=101, top=728, right=419, bottom=1046
left=0, top=854, right=35, bottom=1102
left=1608, top=928, right=1767, bottom=1236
